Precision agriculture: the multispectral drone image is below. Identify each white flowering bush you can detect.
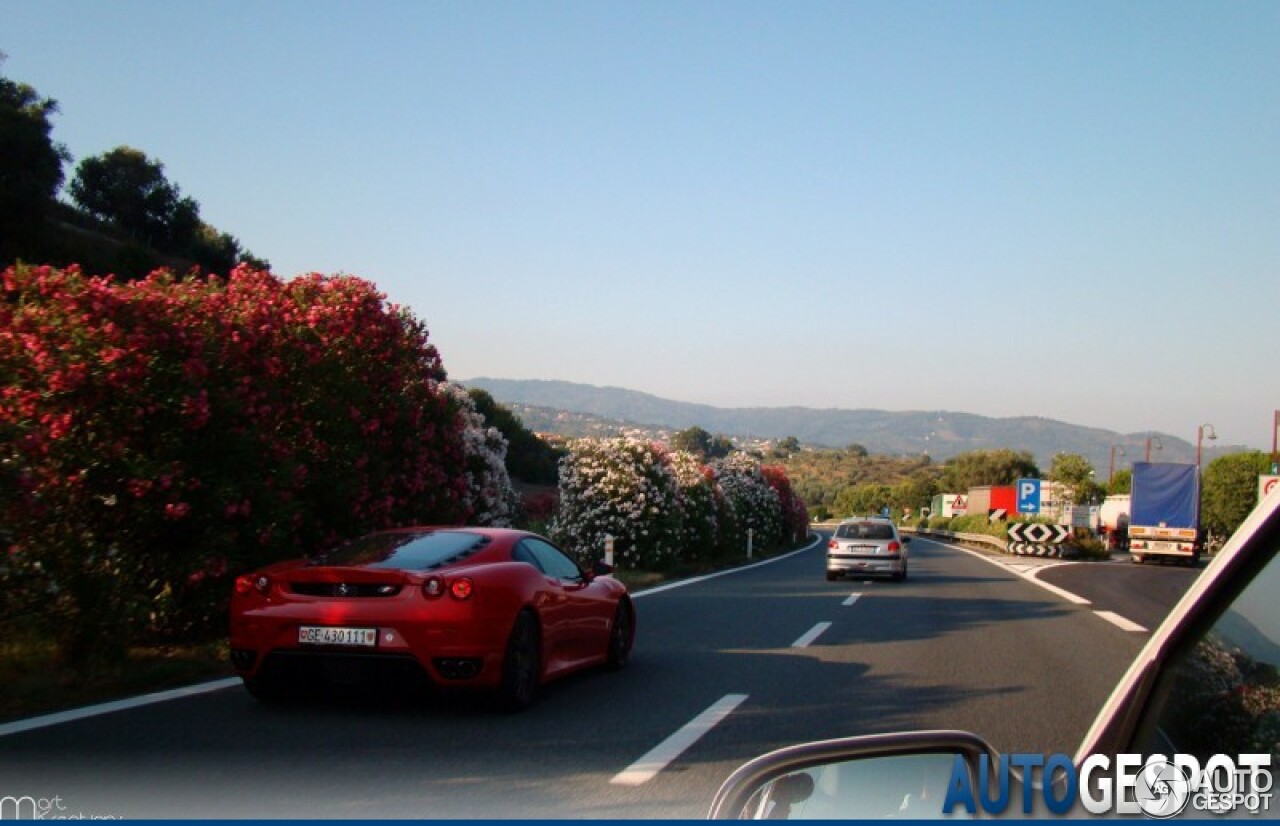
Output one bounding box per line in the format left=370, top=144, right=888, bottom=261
left=549, top=438, right=680, bottom=569
left=668, top=449, right=719, bottom=562
left=441, top=383, right=519, bottom=527
left=713, top=452, right=784, bottom=553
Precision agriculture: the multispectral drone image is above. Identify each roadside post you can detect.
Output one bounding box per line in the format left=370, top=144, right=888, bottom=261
left=747, top=528, right=754, bottom=560
left=605, top=535, right=614, bottom=570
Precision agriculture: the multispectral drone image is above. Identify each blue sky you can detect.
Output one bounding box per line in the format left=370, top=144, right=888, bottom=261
left=6, top=1, right=1278, bottom=448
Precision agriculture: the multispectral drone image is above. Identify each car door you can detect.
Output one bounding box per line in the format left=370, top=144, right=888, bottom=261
left=519, top=538, right=605, bottom=670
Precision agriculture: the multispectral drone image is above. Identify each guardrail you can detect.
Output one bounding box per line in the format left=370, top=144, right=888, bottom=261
left=813, top=521, right=1008, bottom=553
left=901, top=526, right=1008, bottom=553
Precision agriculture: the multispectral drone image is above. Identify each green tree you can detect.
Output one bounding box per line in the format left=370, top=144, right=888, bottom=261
left=893, top=472, right=938, bottom=516
left=69, top=146, right=198, bottom=250
left=671, top=426, right=733, bottom=460
left=0, top=60, right=70, bottom=262
left=939, top=449, right=1039, bottom=491
left=833, top=483, right=893, bottom=517
left=1109, top=468, right=1132, bottom=495
left=467, top=388, right=563, bottom=485
left=1049, top=452, right=1097, bottom=505
left=1202, top=451, right=1272, bottom=540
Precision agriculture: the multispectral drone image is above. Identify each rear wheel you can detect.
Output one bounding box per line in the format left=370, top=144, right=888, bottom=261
left=606, top=599, right=634, bottom=670
left=497, top=610, right=541, bottom=712
left=825, top=571, right=838, bottom=582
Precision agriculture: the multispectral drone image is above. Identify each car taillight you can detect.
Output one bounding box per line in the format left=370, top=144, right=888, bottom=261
left=450, top=577, right=474, bottom=601
left=888, top=541, right=901, bottom=553
left=235, top=574, right=271, bottom=595
left=828, top=540, right=838, bottom=549
left=422, top=576, right=474, bottom=601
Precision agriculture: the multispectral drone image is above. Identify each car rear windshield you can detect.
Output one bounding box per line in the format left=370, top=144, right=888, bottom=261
left=316, top=531, right=490, bottom=570
left=835, top=522, right=896, bottom=540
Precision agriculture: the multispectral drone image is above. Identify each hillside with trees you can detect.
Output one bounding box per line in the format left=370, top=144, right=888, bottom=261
left=0, top=58, right=266, bottom=278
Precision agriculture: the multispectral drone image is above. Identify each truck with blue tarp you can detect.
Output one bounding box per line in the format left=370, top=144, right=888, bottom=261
left=1128, top=461, right=1202, bottom=564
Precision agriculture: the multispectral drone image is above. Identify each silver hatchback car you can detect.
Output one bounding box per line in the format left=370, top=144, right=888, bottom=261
left=825, top=517, right=909, bottom=582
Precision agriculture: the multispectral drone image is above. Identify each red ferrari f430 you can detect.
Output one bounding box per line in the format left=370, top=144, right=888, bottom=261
left=229, top=527, right=634, bottom=710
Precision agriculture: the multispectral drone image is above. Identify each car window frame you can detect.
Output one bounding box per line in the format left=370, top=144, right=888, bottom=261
left=517, top=537, right=585, bottom=584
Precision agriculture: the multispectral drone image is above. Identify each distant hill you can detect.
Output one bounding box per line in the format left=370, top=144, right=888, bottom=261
left=461, top=377, right=1246, bottom=470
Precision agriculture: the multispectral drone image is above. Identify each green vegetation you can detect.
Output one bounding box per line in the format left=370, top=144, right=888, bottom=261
left=783, top=447, right=1046, bottom=521
left=670, top=426, right=735, bottom=460
left=1, top=61, right=265, bottom=278
left=1, top=631, right=229, bottom=723
left=467, top=388, right=565, bottom=486
left=1202, top=451, right=1273, bottom=540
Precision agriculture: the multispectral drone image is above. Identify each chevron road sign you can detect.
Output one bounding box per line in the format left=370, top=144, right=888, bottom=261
left=1007, top=523, right=1071, bottom=545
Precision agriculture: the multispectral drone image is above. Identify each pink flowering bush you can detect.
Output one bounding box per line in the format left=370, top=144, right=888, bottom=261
left=762, top=464, right=810, bottom=543
left=712, top=453, right=783, bottom=553
left=668, top=449, right=720, bottom=562
left=550, top=439, right=807, bottom=570
left=441, top=382, right=519, bottom=527
left=549, top=438, right=681, bottom=570
left=0, top=264, right=471, bottom=669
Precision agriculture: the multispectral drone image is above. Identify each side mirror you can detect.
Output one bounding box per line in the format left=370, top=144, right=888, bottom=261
left=592, top=559, right=614, bottom=577
left=707, top=730, right=997, bottom=819
left=902, top=536, right=913, bottom=544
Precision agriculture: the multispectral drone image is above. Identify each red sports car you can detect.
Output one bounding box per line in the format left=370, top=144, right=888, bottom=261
left=229, top=527, right=634, bottom=710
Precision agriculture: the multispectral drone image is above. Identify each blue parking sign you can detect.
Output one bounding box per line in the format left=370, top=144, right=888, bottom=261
left=1017, top=478, right=1041, bottom=514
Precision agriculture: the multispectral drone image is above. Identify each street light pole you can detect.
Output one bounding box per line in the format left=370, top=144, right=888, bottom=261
left=1109, top=445, right=1125, bottom=486
left=1145, top=435, right=1163, bottom=463
left=1197, top=423, right=1217, bottom=470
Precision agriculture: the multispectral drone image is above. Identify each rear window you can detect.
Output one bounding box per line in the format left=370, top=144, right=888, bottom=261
left=835, top=521, right=896, bottom=540
left=315, top=531, right=490, bottom=570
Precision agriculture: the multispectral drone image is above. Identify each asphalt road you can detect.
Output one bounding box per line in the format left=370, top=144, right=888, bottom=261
left=0, top=534, right=1165, bottom=819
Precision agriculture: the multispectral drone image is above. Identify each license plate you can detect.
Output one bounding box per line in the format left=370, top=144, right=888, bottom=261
left=298, top=626, right=378, bottom=647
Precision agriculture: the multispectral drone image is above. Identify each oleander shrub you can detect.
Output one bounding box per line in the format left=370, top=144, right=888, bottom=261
left=668, top=449, right=720, bottom=563
left=0, top=263, right=471, bottom=670
left=549, top=437, right=681, bottom=570
left=713, top=452, right=783, bottom=554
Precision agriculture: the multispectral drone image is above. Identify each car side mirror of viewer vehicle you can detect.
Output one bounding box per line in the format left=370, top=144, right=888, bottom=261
left=707, top=731, right=998, bottom=819
left=593, top=559, right=614, bottom=577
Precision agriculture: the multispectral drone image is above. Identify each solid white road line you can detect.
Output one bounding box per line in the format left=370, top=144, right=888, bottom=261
left=632, top=534, right=823, bottom=599
left=610, top=693, right=750, bottom=786
left=1094, top=610, right=1148, bottom=633
left=925, top=536, right=1148, bottom=630
left=0, top=677, right=242, bottom=738
left=791, top=622, right=832, bottom=648
left=947, top=542, right=1092, bottom=604
left=843, top=592, right=862, bottom=606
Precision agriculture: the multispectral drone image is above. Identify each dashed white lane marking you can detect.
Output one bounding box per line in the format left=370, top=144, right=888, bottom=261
left=2, top=537, right=821, bottom=737
left=1094, top=610, right=1148, bottom=633
left=792, top=622, right=832, bottom=648
left=610, top=693, right=749, bottom=786
left=0, top=677, right=242, bottom=738
left=843, top=592, right=862, bottom=606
